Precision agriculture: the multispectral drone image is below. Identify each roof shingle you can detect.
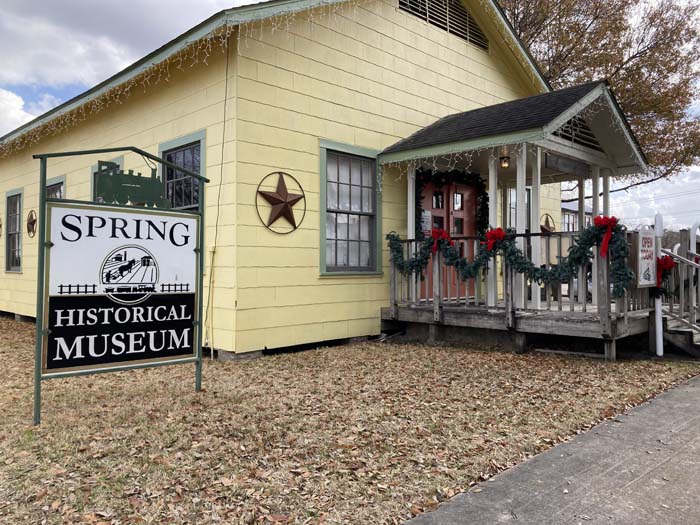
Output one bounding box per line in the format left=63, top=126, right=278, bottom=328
left=382, top=81, right=603, bottom=155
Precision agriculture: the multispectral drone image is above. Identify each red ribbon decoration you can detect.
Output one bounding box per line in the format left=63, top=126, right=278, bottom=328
left=656, top=255, right=676, bottom=287
left=593, top=215, right=618, bottom=258
left=430, top=228, right=454, bottom=254
left=484, top=227, right=506, bottom=252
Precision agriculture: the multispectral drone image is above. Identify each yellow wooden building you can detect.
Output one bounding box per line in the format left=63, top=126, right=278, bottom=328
left=0, top=0, right=641, bottom=356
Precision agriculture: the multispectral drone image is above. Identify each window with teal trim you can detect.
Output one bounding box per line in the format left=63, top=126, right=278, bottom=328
left=325, top=150, right=376, bottom=272
left=46, top=181, right=64, bottom=199
left=6, top=193, right=21, bottom=271
left=164, top=141, right=201, bottom=210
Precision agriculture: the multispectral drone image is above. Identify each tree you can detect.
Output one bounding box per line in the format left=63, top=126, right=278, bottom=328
left=500, top=0, right=700, bottom=181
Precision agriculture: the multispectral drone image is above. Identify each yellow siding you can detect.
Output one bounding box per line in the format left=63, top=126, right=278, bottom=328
left=0, top=0, right=548, bottom=354
left=232, top=0, right=541, bottom=353
left=0, top=47, right=238, bottom=354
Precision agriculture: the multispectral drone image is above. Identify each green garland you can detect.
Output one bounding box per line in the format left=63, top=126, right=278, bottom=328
left=415, top=168, right=489, bottom=240
left=387, top=222, right=634, bottom=298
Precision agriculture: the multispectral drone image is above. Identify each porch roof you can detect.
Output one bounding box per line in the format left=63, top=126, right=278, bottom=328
left=379, top=81, right=648, bottom=176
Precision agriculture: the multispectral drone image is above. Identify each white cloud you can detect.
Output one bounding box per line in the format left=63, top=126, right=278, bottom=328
left=610, top=168, right=700, bottom=230
left=0, top=1, right=259, bottom=88
left=0, top=88, right=36, bottom=136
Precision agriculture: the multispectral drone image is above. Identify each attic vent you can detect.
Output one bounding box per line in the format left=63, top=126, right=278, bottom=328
left=398, top=0, right=489, bottom=51
left=553, top=116, right=603, bottom=152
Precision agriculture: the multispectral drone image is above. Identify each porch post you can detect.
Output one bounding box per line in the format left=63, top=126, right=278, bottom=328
left=515, top=143, right=527, bottom=309
left=591, top=165, right=600, bottom=305
left=530, top=146, right=542, bottom=309
left=487, top=155, right=498, bottom=306
left=407, top=168, right=417, bottom=304
left=407, top=169, right=416, bottom=238
left=603, top=168, right=611, bottom=216
left=577, top=176, right=586, bottom=305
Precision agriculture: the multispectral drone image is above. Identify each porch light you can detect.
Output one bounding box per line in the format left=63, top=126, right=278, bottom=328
left=499, top=156, right=510, bottom=169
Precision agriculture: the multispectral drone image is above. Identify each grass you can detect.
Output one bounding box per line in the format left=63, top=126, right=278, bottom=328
left=1, top=316, right=699, bottom=524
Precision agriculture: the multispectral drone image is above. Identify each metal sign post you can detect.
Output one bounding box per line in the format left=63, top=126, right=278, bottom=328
left=32, top=147, right=209, bottom=425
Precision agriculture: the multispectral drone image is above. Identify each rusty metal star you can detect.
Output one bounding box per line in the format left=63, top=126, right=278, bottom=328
left=257, top=173, right=304, bottom=228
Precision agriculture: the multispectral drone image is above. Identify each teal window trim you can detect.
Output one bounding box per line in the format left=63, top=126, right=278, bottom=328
left=158, top=129, right=207, bottom=210
left=319, top=139, right=383, bottom=276
left=90, top=155, right=124, bottom=201
left=5, top=187, right=23, bottom=273
left=47, top=175, right=66, bottom=199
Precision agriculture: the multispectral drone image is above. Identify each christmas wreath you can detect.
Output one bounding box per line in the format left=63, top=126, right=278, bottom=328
left=387, top=215, right=634, bottom=298
left=652, top=255, right=676, bottom=298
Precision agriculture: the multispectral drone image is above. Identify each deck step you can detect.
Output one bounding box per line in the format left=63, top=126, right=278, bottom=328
left=664, top=326, right=700, bottom=358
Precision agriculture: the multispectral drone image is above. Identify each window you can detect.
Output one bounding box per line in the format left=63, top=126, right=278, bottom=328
left=325, top=150, right=376, bottom=272
left=506, top=188, right=531, bottom=230
left=46, top=181, right=64, bottom=199
left=164, top=142, right=201, bottom=210
left=6, top=192, right=21, bottom=271
left=398, top=0, right=489, bottom=50
left=563, top=212, right=578, bottom=232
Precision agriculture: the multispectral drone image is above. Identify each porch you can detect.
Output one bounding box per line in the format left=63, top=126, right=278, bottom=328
left=378, top=81, right=651, bottom=359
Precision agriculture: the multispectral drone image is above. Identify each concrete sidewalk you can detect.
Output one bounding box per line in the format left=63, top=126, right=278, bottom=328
left=407, top=376, right=700, bottom=525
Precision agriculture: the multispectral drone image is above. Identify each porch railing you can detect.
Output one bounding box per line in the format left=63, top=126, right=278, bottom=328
left=389, top=230, right=646, bottom=336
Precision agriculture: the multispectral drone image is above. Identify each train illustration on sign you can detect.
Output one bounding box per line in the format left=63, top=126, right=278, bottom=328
left=100, top=245, right=159, bottom=305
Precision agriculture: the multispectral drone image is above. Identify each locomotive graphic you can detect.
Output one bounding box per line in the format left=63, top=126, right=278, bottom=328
left=100, top=245, right=159, bottom=305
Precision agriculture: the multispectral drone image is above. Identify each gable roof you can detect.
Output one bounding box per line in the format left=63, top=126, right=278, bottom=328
left=379, top=80, right=648, bottom=173
left=0, top=0, right=550, bottom=150
left=382, top=81, right=601, bottom=155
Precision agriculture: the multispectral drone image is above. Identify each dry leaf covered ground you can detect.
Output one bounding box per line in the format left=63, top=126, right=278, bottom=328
left=1, top=316, right=699, bottom=524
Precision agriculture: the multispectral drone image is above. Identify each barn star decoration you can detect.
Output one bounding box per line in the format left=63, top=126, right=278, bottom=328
left=257, top=173, right=304, bottom=229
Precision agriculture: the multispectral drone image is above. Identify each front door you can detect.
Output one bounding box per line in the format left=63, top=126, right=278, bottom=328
left=420, top=181, right=477, bottom=301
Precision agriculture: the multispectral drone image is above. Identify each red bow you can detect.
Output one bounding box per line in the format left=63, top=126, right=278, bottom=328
left=656, top=255, right=676, bottom=287
left=430, top=228, right=453, bottom=254
left=484, top=227, right=506, bottom=252
left=594, top=215, right=618, bottom=258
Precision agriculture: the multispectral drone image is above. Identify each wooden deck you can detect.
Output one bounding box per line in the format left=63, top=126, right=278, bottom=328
left=382, top=303, right=650, bottom=340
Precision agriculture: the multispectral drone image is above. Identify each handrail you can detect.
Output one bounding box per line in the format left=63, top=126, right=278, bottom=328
left=661, top=248, right=700, bottom=270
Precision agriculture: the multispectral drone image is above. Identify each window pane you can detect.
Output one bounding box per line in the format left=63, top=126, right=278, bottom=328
left=349, top=241, right=360, bottom=267
left=326, top=213, right=337, bottom=239
left=336, top=240, right=348, bottom=266
left=454, top=193, right=463, bottom=210
left=174, top=150, right=184, bottom=173
left=337, top=214, right=348, bottom=239
left=339, top=157, right=350, bottom=183
left=183, top=177, right=193, bottom=207
left=193, top=147, right=200, bottom=172
left=360, top=242, right=370, bottom=267
left=326, top=241, right=336, bottom=267
left=351, top=159, right=362, bottom=185
left=339, top=184, right=350, bottom=210
left=327, top=154, right=338, bottom=182
left=362, top=188, right=372, bottom=212
left=361, top=161, right=371, bottom=187
left=173, top=180, right=184, bottom=208
left=433, top=191, right=444, bottom=209
left=454, top=218, right=464, bottom=235
left=360, top=216, right=370, bottom=241
left=183, top=148, right=193, bottom=171
left=349, top=214, right=360, bottom=240
left=166, top=166, right=175, bottom=182
left=327, top=182, right=338, bottom=209
left=351, top=186, right=361, bottom=212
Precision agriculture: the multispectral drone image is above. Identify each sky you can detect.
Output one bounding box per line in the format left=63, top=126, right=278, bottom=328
left=0, top=0, right=698, bottom=229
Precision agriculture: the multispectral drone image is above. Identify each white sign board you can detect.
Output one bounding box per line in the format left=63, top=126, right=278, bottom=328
left=44, top=202, right=199, bottom=374
left=421, top=210, right=432, bottom=232
left=637, top=227, right=656, bottom=288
